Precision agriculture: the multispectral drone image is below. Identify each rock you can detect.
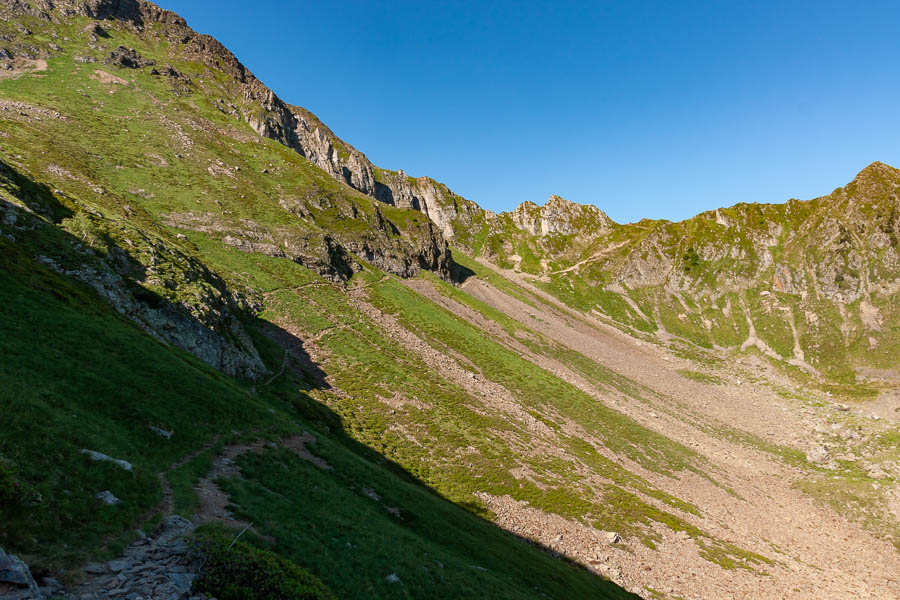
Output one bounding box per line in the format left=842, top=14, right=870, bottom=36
left=606, top=531, right=621, bottom=545
left=837, top=427, right=860, bottom=441
left=155, top=515, right=195, bottom=544
left=148, top=426, right=173, bottom=439
left=80, top=449, right=133, bottom=471
left=867, top=466, right=888, bottom=479
left=96, top=490, right=122, bottom=505
left=385, top=573, right=402, bottom=584
left=83, top=563, right=107, bottom=575
left=82, top=22, right=109, bottom=38
left=806, top=446, right=830, bottom=464
left=104, top=46, right=153, bottom=69
left=108, top=560, right=130, bottom=573
left=65, top=513, right=199, bottom=600
left=170, top=572, right=195, bottom=595
left=0, top=547, right=40, bottom=598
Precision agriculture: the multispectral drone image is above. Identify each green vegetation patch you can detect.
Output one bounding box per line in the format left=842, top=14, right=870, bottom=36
left=191, top=525, right=337, bottom=600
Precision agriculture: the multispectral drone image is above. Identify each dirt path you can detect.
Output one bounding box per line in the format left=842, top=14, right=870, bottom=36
left=192, top=434, right=332, bottom=527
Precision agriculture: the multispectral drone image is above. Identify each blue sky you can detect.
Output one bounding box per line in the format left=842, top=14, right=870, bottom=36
left=159, top=1, right=900, bottom=224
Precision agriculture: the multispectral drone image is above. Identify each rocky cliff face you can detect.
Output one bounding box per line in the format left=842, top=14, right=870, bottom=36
left=476, top=162, right=900, bottom=383
left=511, top=195, right=614, bottom=238
left=1, top=0, right=457, bottom=284
left=0, top=164, right=267, bottom=380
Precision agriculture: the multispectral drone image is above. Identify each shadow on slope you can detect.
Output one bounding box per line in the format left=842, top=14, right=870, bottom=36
left=0, top=165, right=637, bottom=599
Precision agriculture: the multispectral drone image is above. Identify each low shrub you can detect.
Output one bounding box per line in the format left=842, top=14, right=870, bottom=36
left=191, top=526, right=336, bottom=600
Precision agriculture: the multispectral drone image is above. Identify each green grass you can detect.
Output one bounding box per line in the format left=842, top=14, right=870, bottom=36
left=180, top=239, right=759, bottom=559
left=676, top=369, right=724, bottom=385
left=219, top=445, right=636, bottom=600
left=0, top=230, right=638, bottom=599
left=4, top=6, right=897, bottom=592
left=367, top=276, right=703, bottom=478
left=0, top=240, right=292, bottom=567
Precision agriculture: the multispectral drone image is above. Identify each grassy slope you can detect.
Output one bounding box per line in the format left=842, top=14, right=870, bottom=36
left=191, top=232, right=779, bottom=570
left=0, top=235, right=638, bottom=599
left=1, top=4, right=895, bottom=595
left=451, top=253, right=900, bottom=553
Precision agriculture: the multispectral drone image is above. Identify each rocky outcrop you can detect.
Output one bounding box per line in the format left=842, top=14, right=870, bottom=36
left=0, top=182, right=267, bottom=381
left=512, top=195, right=613, bottom=238
left=163, top=206, right=453, bottom=283
left=5, top=0, right=481, bottom=255
left=53, top=255, right=267, bottom=380
left=103, top=45, right=153, bottom=68
left=374, top=171, right=483, bottom=240
left=0, top=547, right=40, bottom=600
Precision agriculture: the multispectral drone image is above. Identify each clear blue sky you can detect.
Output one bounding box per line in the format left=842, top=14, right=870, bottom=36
left=158, top=1, right=900, bottom=224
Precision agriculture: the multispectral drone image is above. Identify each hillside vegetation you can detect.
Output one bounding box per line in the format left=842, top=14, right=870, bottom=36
left=0, top=2, right=898, bottom=599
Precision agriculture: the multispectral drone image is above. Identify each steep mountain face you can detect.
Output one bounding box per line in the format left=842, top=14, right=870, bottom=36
left=0, top=0, right=459, bottom=376
left=2, top=3, right=900, bottom=600
left=0, top=162, right=268, bottom=379
left=273, top=92, right=900, bottom=385
left=462, top=163, right=900, bottom=386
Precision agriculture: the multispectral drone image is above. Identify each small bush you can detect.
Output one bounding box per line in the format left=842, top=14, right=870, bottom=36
left=682, top=246, right=701, bottom=271
left=191, top=526, right=336, bottom=600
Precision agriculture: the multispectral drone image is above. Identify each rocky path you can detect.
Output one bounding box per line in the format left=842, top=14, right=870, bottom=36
left=66, top=516, right=203, bottom=600
left=0, top=431, right=332, bottom=600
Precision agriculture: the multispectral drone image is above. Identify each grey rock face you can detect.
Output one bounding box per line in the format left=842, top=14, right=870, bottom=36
left=95, top=490, right=121, bottom=505
left=68, top=262, right=267, bottom=381
left=104, top=45, right=153, bottom=69
left=149, top=426, right=173, bottom=439
left=165, top=192, right=454, bottom=282
left=512, top=195, right=613, bottom=238
left=1, top=185, right=267, bottom=382
left=80, top=449, right=133, bottom=471
left=0, top=546, right=41, bottom=599
left=374, top=172, right=482, bottom=241
left=245, top=93, right=377, bottom=198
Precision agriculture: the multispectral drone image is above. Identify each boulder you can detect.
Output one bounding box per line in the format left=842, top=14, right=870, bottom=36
left=104, top=46, right=153, bottom=69
left=0, top=547, right=40, bottom=599
left=96, top=490, right=121, bottom=505
left=80, top=449, right=133, bottom=471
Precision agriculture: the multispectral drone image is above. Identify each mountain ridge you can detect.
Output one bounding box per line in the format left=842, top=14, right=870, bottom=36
left=1, top=3, right=900, bottom=599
